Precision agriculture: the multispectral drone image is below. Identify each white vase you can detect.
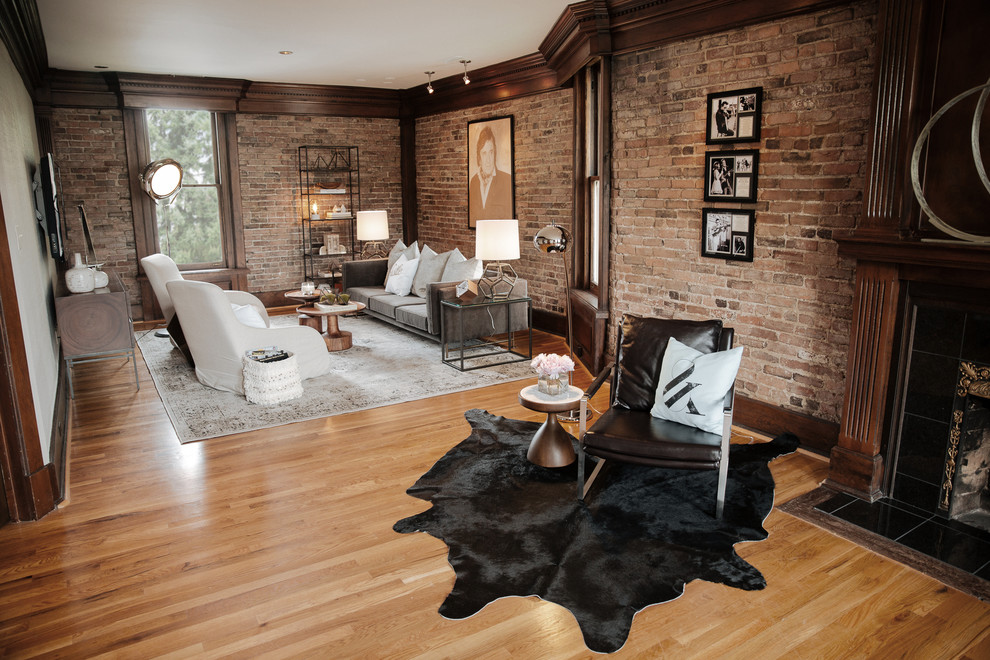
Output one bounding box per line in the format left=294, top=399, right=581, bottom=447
left=90, top=267, right=109, bottom=288
left=65, top=253, right=95, bottom=293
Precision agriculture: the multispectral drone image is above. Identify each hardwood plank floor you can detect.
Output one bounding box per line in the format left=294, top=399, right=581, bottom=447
left=1, top=325, right=988, bottom=658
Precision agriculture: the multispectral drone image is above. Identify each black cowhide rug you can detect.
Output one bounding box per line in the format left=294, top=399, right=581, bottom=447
left=393, top=409, right=799, bottom=653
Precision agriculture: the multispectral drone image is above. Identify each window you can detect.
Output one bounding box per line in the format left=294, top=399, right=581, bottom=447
left=145, top=108, right=225, bottom=266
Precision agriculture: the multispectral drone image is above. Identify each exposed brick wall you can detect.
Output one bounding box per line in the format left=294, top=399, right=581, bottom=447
left=610, top=1, right=877, bottom=423
left=235, top=115, right=402, bottom=292
left=50, top=108, right=139, bottom=298
left=50, top=110, right=402, bottom=313
left=415, top=90, right=574, bottom=314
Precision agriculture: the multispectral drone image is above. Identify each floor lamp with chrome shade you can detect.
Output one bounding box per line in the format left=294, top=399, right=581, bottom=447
left=534, top=222, right=579, bottom=421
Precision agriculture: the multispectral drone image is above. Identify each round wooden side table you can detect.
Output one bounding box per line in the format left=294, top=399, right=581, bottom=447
left=294, top=302, right=366, bottom=351
left=518, top=384, right=583, bottom=468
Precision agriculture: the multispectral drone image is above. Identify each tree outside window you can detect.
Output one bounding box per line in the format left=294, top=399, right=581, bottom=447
left=146, top=109, right=223, bottom=265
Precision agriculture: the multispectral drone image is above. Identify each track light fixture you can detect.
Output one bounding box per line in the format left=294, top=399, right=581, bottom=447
left=460, top=59, right=471, bottom=85
left=425, top=71, right=435, bottom=94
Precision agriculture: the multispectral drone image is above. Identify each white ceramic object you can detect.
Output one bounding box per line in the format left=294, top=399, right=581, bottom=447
left=65, top=253, right=95, bottom=293
left=91, top=267, right=109, bottom=288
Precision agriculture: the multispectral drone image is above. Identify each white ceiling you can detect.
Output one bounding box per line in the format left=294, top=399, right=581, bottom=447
left=36, top=0, right=575, bottom=89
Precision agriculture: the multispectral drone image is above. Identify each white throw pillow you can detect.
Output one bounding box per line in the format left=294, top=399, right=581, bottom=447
left=384, top=255, right=420, bottom=296
left=386, top=240, right=420, bottom=285
left=650, top=337, right=743, bottom=434
left=411, top=245, right=451, bottom=298
left=441, top=254, right=483, bottom=282
left=230, top=303, right=267, bottom=329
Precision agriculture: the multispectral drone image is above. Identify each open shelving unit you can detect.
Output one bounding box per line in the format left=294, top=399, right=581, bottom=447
left=298, top=145, right=360, bottom=287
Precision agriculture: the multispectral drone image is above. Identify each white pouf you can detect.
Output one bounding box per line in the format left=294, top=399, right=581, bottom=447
left=242, top=353, right=303, bottom=404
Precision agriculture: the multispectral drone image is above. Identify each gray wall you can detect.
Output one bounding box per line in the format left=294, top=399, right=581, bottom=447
left=0, top=40, right=60, bottom=463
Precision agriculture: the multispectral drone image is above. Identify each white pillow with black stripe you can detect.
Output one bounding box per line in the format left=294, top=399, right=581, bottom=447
left=650, top=337, right=743, bottom=434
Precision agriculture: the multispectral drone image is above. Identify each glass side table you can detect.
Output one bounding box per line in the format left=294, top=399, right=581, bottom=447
left=441, top=294, right=533, bottom=371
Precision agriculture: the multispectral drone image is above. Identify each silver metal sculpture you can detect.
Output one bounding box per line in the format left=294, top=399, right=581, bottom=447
left=910, top=77, right=990, bottom=244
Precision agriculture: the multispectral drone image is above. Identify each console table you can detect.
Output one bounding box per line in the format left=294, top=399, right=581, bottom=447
left=55, top=269, right=139, bottom=398
left=441, top=294, right=532, bottom=371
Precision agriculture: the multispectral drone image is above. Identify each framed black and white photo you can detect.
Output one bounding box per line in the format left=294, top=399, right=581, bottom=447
left=704, top=149, right=759, bottom=203
left=701, top=208, right=754, bottom=262
left=467, top=116, right=515, bottom=228
left=705, top=87, right=762, bottom=144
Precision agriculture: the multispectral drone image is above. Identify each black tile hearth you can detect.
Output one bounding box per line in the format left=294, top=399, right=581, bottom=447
left=827, top=497, right=925, bottom=541
left=814, top=494, right=990, bottom=586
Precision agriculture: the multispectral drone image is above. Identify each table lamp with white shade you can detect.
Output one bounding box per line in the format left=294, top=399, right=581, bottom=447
left=356, top=210, right=389, bottom=259
left=475, top=219, right=520, bottom=299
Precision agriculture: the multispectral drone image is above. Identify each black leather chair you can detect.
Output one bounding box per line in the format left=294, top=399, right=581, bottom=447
left=577, top=314, right=736, bottom=518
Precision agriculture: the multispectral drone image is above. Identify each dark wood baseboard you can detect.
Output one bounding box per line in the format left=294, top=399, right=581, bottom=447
left=532, top=309, right=566, bottom=338
left=48, top=361, right=70, bottom=504
left=734, top=395, right=839, bottom=455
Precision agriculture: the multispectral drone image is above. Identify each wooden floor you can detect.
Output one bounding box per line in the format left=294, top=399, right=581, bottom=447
left=1, top=326, right=989, bottom=659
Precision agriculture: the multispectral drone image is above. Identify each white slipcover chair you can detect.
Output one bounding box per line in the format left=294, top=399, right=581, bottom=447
left=166, top=279, right=331, bottom=394
left=140, top=253, right=271, bottom=327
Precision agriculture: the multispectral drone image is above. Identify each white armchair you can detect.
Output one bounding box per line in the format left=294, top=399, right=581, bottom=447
left=166, top=280, right=331, bottom=394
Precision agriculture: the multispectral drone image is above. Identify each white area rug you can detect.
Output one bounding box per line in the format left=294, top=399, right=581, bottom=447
left=137, top=314, right=534, bottom=443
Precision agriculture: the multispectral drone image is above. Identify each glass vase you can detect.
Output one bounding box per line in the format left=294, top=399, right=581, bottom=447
left=538, top=372, right=567, bottom=396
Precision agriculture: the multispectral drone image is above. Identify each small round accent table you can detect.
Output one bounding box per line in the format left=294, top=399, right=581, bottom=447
left=295, top=302, right=366, bottom=351
left=518, top=384, right=583, bottom=468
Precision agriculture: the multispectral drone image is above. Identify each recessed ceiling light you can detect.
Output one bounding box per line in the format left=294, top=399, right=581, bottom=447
left=278, top=50, right=293, bottom=55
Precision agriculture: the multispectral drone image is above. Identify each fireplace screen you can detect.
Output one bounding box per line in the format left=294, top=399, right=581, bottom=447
left=940, top=362, right=990, bottom=532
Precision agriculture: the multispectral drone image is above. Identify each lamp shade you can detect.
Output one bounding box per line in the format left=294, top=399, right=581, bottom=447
left=356, top=210, right=389, bottom=241
left=475, top=219, right=520, bottom=260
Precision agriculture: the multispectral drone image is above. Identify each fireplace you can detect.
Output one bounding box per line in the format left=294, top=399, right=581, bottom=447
left=941, top=363, right=990, bottom=531
left=886, top=289, right=990, bottom=535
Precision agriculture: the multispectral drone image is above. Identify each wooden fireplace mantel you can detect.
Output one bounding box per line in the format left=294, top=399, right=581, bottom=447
left=825, top=0, right=990, bottom=499
left=828, top=234, right=990, bottom=500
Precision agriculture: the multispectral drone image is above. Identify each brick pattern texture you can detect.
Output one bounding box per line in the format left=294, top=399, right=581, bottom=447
left=610, top=1, right=877, bottom=423
left=235, top=115, right=402, bottom=292
left=415, top=90, right=574, bottom=315
left=50, top=108, right=138, bottom=298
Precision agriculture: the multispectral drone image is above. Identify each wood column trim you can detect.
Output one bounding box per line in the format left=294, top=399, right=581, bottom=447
left=826, top=261, right=901, bottom=499
left=859, top=0, right=927, bottom=235
left=399, top=114, right=418, bottom=246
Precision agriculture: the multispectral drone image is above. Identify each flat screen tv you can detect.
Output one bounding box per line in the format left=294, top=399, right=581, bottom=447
left=33, top=152, right=65, bottom=263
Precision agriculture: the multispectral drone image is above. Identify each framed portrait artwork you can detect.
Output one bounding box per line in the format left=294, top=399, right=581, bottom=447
left=701, top=208, right=755, bottom=262
left=704, top=150, right=759, bottom=203
left=705, top=87, right=762, bottom=144
left=467, top=116, right=515, bottom=228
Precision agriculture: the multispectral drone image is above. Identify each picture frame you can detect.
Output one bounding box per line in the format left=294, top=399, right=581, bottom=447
left=704, top=149, right=759, bottom=203
left=705, top=87, right=762, bottom=144
left=701, top=208, right=755, bottom=262
left=467, top=116, right=515, bottom=228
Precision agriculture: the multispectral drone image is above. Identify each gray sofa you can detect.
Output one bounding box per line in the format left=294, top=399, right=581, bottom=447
left=341, top=258, right=529, bottom=342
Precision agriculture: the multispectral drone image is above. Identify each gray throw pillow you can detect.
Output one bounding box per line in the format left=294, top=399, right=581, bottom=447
left=411, top=245, right=451, bottom=298
left=441, top=254, right=483, bottom=282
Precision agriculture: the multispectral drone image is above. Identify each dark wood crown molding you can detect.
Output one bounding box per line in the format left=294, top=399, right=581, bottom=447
left=540, top=0, right=612, bottom=85
left=0, top=0, right=48, bottom=91
left=401, top=53, right=565, bottom=118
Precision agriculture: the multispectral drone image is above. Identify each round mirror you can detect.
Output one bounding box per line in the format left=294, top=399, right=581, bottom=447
left=141, top=159, right=183, bottom=205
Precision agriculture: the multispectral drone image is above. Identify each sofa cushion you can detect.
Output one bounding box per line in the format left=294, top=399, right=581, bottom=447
left=395, top=303, right=429, bottom=332
left=387, top=240, right=420, bottom=284
left=347, top=285, right=388, bottom=306
left=369, top=293, right=424, bottom=319
left=441, top=254, right=483, bottom=282
left=412, top=245, right=450, bottom=298
left=384, top=255, right=419, bottom=296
